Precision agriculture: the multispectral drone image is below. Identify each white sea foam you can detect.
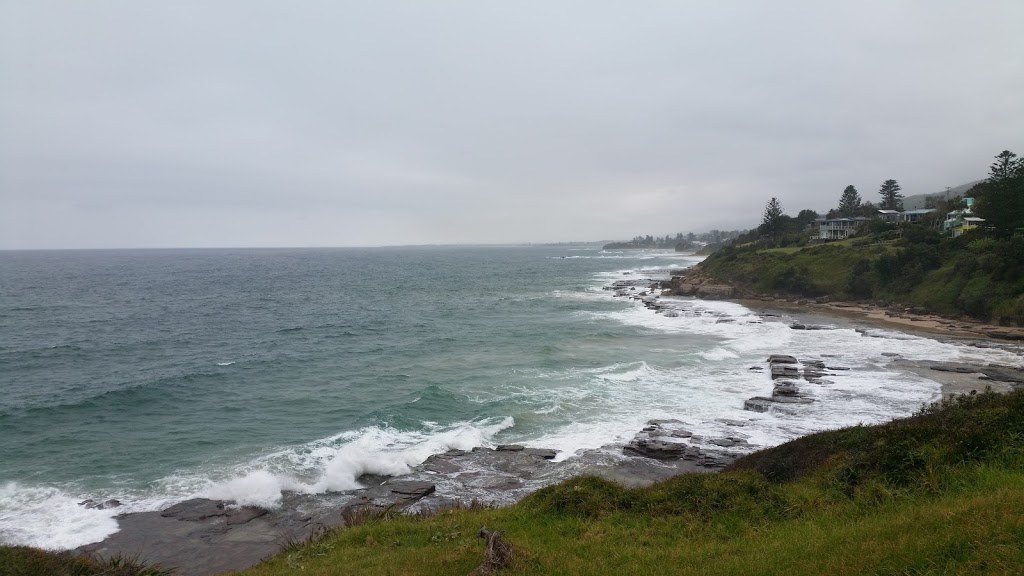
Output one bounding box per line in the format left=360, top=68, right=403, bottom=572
left=0, top=483, right=120, bottom=550
left=0, top=417, right=516, bottom=548
left=191, top=416, right=516, bottom=509
left=215, top=361, right=235, bottom=366
left=511, top=261, right=1023, bottom=466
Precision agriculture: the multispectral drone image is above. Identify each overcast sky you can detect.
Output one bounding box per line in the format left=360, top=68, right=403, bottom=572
left=2, top=1, right=1022, bottom=249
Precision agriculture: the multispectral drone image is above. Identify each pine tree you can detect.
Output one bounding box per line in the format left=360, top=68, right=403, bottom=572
left=973, top=150, right=1024, bottom=237
left=838, top=185, right=861, bottom=217
left=760, top=197, right=784, bottom=239
left=879, top=179, right=903, bottom=211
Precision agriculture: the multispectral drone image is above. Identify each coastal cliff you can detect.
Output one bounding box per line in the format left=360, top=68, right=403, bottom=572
left=668, top=237, right=1024, bottom=340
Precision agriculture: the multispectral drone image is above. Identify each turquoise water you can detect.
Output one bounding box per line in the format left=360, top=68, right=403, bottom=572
left=1, top=246, right=1017, bottom=548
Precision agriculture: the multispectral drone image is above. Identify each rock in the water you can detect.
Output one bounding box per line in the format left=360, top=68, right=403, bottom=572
left=79, top=498, right=122, bottom=510
left=772, top=380, right=800, bottom=396
left=743, top=397, right=774, bottom=412
left=495, top=444, right=525, bottom=452
left=767, top=355, right=798, bottom=364
left=771, top=364, right=800, bottom=379
left=523, top=448, right=558, bottom=460
left=771, top=395, right=814, bottom=404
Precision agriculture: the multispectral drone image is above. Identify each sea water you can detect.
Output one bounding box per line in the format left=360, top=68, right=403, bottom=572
left=1, top=246, right=1019, bottom=549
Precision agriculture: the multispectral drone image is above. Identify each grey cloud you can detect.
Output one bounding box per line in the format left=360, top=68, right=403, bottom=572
left=2, top=0, right=1023, bottom=248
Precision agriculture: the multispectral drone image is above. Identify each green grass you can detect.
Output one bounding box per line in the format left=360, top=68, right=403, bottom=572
left=699, top=233, right=1023, bottom=324
left=231, top=390, right=1024, bottom=575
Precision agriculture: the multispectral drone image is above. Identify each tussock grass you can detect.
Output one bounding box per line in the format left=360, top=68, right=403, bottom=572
left=234, top=389, right=1024, bottom=575
left=0, top=547, right=174, bottom=576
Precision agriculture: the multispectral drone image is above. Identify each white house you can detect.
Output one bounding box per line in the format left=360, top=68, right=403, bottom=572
left=814, top=217, right=869, bottom=241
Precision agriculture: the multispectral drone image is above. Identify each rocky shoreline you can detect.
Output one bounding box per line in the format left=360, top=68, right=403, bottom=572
left=71, top=265, right=1024, bottom=576
left=77, top=439, right=740, bottom=576
left=665, top=264, right=1024, bottom=342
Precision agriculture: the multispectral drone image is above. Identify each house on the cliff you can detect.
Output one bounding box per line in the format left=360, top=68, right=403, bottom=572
left=943, top=197, right=985, bottom=237
left=813, top=216, right=869, bottom=241
left=899, top=208, right=936, bottom=223
left=877, top=209, right=901, bottom=223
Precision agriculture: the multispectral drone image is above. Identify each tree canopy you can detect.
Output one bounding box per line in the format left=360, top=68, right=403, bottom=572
left=838, top=185, right=861, bottom=217
left=760, top=197, right=784, bottom=239
left=879, top=179, right=903, bottom=211
left=972, top=150, right=1024, bottom=237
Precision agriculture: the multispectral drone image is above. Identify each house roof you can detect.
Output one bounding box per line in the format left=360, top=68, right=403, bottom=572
left=902, top=208, right=935, bottom=215
left=877, top=209, right=900, bottom=214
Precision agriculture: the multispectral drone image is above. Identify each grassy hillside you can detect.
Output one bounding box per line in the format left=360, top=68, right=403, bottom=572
left=699, top=230, right=1024, bottom=325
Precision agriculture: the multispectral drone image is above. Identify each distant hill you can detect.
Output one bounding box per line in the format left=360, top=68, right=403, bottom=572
left=901, top=180, right=983, bottom=210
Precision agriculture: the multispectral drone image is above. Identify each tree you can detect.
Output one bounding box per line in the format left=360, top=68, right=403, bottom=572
left=838, top=185, right=861, bottom=216
left=879, top=179, right=903, bottom=211
left=760, top=197, right=785, bottom=240
left=990, top=150, right=1022, bottom=181
left=859, top=200, right=878, bottom=218
left=973, top=150, right=1024, bottom=237
left=795, top=209, right=819, bottom=226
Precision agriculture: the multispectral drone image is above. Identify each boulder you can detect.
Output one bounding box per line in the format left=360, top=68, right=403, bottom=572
left=772, top=380, right=800, bottom=396
left=388, top=481, right=436, bottom=498
left=771, top=395, right=814, bottom=404
left=771, top=364, right=800, bottom=379
left=161, top=498, right=228, bottom=521
left=743, top=397, right=774, bottom=412
left=767, top=355, right=798, bottom=364
left=624, top=437, right=689, bottom=459
left=523, top=448, right=558, bottom=460
left=225, top=506, right=268, bottom=526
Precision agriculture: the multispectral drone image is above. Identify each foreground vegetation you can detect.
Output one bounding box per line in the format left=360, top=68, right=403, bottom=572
left=6, top=390, right=1024, bottom=574
left=236, top=389, right=1024, bottom=575
left=0, top=547, right=173, bottom=576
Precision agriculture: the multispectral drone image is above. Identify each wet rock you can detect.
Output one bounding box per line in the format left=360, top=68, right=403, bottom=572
left=771, top=395, right=814, bottom=404
left=929, top=364, right=982, bottom=374
left=79, top=498, right=122, bottom=510
left=744, top=397, right=774, bottom=412
left=767, top=355, right=798, bottom=364
left=523, top=448, right=558, bottom=460
left=716, top=418, right=749, bottom=427
left=772, top=380, right=800, bottom=396
left=496, top=444, right=524, bottom=452
left=771, top=364, right=800, bottom=379
left=388, top=481, right=437, bottom=498
left=161, top=499, right=228, bottom=521
left=624, top=437, right=689, bottom=459
left=225, top=507, right=269, bottom=526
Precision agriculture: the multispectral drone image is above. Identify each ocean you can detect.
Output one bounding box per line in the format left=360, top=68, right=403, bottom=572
left=1, top=246, right=1019, bottom=550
